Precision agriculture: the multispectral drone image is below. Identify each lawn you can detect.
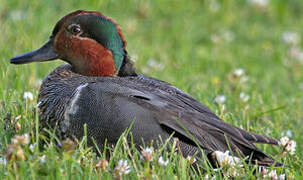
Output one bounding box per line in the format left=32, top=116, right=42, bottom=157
left=0, top=0, right=302, bottom=179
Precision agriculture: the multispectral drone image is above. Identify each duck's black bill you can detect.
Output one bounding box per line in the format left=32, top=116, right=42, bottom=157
left=10, top=40, right=58, bottom=64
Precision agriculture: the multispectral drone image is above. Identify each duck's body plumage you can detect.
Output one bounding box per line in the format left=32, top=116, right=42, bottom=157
left=11, top=10, right=281, bottom=167
left=37, top=64, right=279, bottom=166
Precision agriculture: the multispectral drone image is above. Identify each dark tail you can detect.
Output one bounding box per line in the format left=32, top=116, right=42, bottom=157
left=236, top=126, right=279, bottom=145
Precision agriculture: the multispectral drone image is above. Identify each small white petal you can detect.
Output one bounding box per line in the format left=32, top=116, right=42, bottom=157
left=23, top=92, right=34, bottom=100
left=233, top=68, right=245, bottom=77
left=282, top=31, right=301, bottom=45
left=213, top=95, right=226, bottom=104
left=222, top=30, right=235, bottom=42
left=212, top=151, right=241, bottom=167
left=285, top=140, right=296, bottom=155
left=39, top=155, right=46, bottom=163
left=267, top=170, right=278, bottom=180
left=186, top=156, right=197, bottom=164
left=158, top=156, right=169, bottom=166
left=209, top=0, right=221, bottom=12
left=141, top=147, right=153, bottom=154
left=248, top=0, right=269, bottom=7
left=0, top=157, right=7, bottom=166
left=141, top=147, right=153, bottom=161
left=29, top=144, right=35, bottom=152
left=115, top=160, right=131, bottom=175
left=23, top=133, right=30, bottom=144
left=240, top=75, right=249, bottom=83
left=289, top=46, right=303, bottom=63
left=204, top=174, right=216, bottom=180
left=279, top=136, right=289, bottom=147
left=10, top=10, right=25, bottom=20
left=240, top=92, right=250, bottom=102
left=278, top=174, right=286, bottom=180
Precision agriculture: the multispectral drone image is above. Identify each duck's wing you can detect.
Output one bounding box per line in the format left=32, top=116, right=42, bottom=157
left=131, top=75, right=221, bottom=119
left=125, top=82, right=280, bottom=166
left=125, top=75, right=278, bottom=145
left=156, top=107, right=278, bottom=165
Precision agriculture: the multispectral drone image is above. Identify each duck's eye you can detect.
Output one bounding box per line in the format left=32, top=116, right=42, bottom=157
left=68, top=24, right=82, bottom=35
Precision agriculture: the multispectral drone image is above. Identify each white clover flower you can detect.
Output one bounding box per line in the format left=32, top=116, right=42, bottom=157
left=10, top=10, right=24, bottom=21
left=141, top=147, right=153, bottom=155
left=285, top=140, right=296, bottom=155
left=213, top=94, right=226, bottom=104
left=212, top=151, right=241, bottom=167
left=209, top=0, right=221, bottom=12
left=239, top=75, right=249, bottom=83
left=289, top=46, right=303, bottom=63
left=267, top=170, right=278, bottom=180
left=11, top=133, right=30, bottom=145
left=114, top=160, right=131, bottom=175
left=282, top=31, right=301, bottom=45
left=95, top=159, right=109, bottom=170
left=222, top=30, right=235, bottom=42
left=204, top=174, right=210, bottom=179
left=0, top=157, right=7, bottom=166
left=39, top=155, right=46, bottom=163
left=23, top=91, right=34, bottom=100
left=186, top=156, right=196, bottom=164
left=29, top=144, right=35, bottom=152
left=23, top=133, right=30, bottom=143
left=141, top=147, right=153, bottom=161
left=259, top=166, right=267, bottom=178
left=279, top=136, right=289, bottom=147
left=233, top=68, right=245, bottom=77
left=204, top=174, right=216, bottom=180
left=158, top=156, right=169, bottom=166
left=278, top=174, right=286, bottom=180
left=240, top=92, right=250, bottom=102
left=248, top=0, right=269, bottom=7
left=280, top=136, right=296, bottom=155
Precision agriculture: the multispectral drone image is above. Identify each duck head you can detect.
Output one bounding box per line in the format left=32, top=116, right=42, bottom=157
left=11, top=10, right=130, bottom=76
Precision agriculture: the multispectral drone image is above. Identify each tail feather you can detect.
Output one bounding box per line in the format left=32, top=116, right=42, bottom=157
left=248, top=132, right=279, bottom=145
left=235, top=126, right=279, bottom=145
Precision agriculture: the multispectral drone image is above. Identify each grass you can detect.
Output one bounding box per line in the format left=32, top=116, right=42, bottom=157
left=0, top=0, right=303, bottom=179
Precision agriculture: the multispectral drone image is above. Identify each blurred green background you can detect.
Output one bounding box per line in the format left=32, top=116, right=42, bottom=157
left=0, top=0, right=302, bottom=177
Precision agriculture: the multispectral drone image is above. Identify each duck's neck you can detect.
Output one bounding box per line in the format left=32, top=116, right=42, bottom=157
left=58, top=36, right=136, bottom=77
left=71, top=53, right=137, bottom=77
left=66, top=38, right=116, bottom=77
left=70, top=51, right=136, bottom=77
left=73, top=50, right=116, bottom=77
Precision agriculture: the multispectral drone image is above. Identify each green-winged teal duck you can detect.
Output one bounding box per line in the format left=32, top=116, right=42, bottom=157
left=11, top=10, right=280, bottom=167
